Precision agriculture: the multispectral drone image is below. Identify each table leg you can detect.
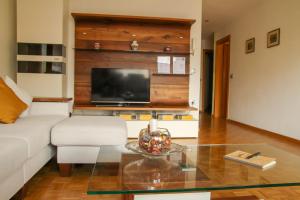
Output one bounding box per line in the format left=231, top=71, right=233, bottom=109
left=58, top=163, right=72, bottom=177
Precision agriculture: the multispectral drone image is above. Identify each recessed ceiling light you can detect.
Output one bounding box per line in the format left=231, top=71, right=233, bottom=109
left=132, top=34, right=137, bottom=37
left=179, top=36, right=184, bottom=39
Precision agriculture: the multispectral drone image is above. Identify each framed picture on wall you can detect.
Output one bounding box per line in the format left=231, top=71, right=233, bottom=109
left=245, top=38, right=255, bottom=54
left=267, top=28, right=280, bottom=48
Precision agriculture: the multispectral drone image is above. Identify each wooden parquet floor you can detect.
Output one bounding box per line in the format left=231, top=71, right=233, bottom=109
left=24, top=114, right=300, bottom=200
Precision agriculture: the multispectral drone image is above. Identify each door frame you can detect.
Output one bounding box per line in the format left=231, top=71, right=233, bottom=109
left=213, top=35, right=231, bottom=118
left=201, top=49, right=214, bottom=112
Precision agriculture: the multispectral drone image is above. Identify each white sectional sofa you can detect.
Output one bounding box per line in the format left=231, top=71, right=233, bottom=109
left=0, top=102, right=69, bottom=200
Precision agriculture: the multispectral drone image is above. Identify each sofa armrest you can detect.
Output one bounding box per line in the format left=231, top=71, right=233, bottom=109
left=29, top=102, right=72, bottom=116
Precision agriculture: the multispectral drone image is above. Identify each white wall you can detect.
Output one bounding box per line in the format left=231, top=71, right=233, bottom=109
left=0, top=0, right=16, bottom=79
left=17, top=0, right=65, bottom=44
left=67, top=0, right=202, bottom=114
left=214, top=0, right=300, bottom=140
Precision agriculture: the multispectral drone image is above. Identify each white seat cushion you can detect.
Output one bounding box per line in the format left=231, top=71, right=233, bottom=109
left=51, top=116, right=127, bottom=146
left=0, top=115, right=67, bottom=157
left=0, top=138, right=27, bottom=181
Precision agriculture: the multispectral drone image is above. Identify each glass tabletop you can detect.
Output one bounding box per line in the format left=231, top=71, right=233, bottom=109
left=88, top=143, right=300, bottom=195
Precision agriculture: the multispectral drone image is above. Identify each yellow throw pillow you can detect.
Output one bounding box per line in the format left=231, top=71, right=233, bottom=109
left=0, top=78, right=28, bottom=124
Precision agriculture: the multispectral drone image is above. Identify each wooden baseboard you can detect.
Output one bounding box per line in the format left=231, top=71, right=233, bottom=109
left=227, top=119, right=300, bottom=144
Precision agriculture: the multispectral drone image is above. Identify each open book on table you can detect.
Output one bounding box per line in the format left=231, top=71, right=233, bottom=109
left=224, top=150, right=276, bottom=169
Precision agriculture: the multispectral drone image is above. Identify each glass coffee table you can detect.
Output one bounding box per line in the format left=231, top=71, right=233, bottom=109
left=88, top=144, right=300, bottom=200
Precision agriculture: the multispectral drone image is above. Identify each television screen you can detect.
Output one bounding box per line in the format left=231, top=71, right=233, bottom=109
left=91, top=68, right=150, bottom=104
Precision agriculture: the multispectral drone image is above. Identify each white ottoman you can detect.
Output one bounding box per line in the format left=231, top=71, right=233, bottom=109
left=51, top=116, right=127, bottom=176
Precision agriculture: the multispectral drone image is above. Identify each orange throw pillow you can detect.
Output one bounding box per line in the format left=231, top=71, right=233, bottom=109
left=0, top=78, right=28, bottom=123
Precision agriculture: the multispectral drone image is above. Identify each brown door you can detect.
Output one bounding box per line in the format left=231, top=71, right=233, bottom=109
left=213, top=35, right=230, bottom=118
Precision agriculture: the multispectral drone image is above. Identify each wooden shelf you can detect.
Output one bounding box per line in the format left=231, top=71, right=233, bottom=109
left=72, top=13, right=196, bottom=26
left=33, top=97, right=72, bottom=103
left=74, top=48, right=191, bottom=55
left=74, top=104, right=197, bottom=111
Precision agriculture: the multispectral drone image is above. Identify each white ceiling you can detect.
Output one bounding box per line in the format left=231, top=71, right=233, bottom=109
left=202, top=0, right=262, bottom=40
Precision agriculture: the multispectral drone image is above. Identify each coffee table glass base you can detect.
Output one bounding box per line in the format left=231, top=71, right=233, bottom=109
left=127, top=192, right=210, bottom=200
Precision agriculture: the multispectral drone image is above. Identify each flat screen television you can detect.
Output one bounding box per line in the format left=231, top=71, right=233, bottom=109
left=91, top=68, right=150, bottom=104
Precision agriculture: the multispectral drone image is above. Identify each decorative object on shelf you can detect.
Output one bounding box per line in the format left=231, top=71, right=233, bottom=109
left=173, top=57, right=186, bottom=74
left=176, top=114, right=193, bottom=120
left=157, top=56, right=171, bottom=74
left=139, top=113, right=152, bottom=121
left=130, top=40, right=139, bottom=51
left=94, top=42, right=101, bottom=50
left=126, top=141, right=183, bottom=159
left=119, top=113, right=135, bottom=120
left=245, top=38, right=255, bottom=54
left=157, top=114, right=175, bottom=121
left=164, top=46, right=172, bottom=52
left=267, top=28, right=280, bottom=48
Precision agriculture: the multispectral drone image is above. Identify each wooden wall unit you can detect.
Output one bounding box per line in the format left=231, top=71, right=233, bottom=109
left=73, top=13, right=195, bottom=106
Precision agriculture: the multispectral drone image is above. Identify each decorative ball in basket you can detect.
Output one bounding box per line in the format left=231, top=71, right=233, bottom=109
left=138, top=119, right=171, bottom=155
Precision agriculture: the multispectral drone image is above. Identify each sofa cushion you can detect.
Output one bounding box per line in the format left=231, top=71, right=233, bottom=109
left=0, top=115, right=67, bottom=157
left=0, top=78, right=28, bottom=124
left=0, top=138, right=27, bottom=181
left=4, top=75, right=33, bottom=117
left=51, top=116, right=127, bottom=146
